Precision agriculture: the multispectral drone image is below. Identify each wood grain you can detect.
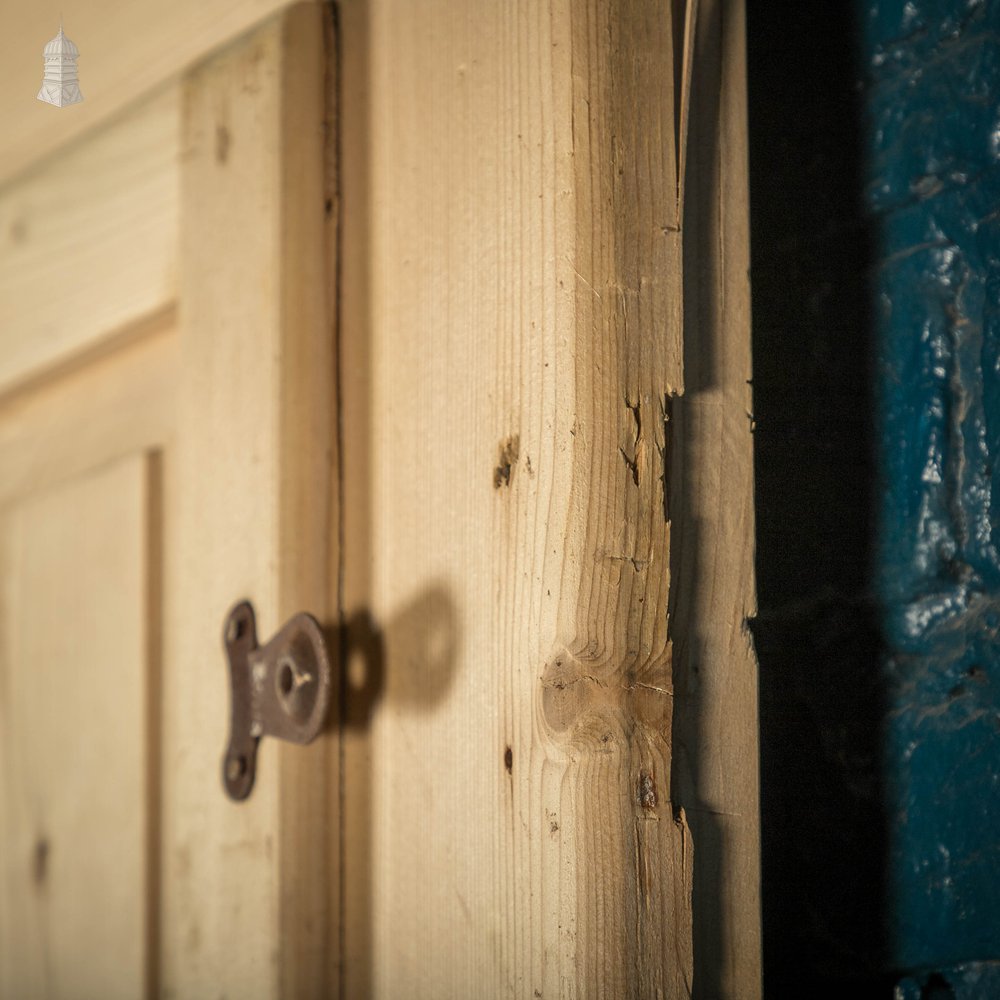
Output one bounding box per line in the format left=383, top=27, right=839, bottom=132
left=0, top=454, right=154, bottom=999
left=0, top=87, right=179, bottom=398
left=0, top=324, right=177, bottom=507
left=338, top=0, right=692, bottom=995
left=0, top=0, right=304, bottom=188
left=567, top=1, right=691, bottom=994
left=163, top=5, right=335, bottom=996
left=669, top=1, right=761, bottom=996
left=0, top=0, right=756, bottom=991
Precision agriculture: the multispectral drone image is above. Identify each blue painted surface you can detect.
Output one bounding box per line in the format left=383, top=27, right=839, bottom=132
left=865, top=0, right=1000, bottom=982
left=896, top=963, right=1000, bottom=998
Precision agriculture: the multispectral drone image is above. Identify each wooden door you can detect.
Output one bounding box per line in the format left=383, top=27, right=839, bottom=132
left=0, top=1, right=758, bottom=997
left=0, top=5, right=336, bottom=996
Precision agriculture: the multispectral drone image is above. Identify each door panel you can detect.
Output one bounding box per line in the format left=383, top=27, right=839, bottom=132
left=0, top=331, right=176, bottom=508
left=0, top=4, right=335, bottom=997
left=0, top=453, right=158, bottom=998
left=0, top=1, right=303, bottom=185
left=0, top=88, right=179, bottom=398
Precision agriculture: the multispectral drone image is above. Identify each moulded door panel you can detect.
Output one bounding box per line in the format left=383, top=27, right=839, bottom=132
left=0, top=455, right=153, bottom=1000
left=0, top=4, right=335, bottom=997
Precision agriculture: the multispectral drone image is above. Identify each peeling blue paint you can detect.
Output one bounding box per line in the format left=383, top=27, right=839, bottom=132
left=895, top=961, right=1000, bottom=998
left=866, top=0, right=1000, bottom=983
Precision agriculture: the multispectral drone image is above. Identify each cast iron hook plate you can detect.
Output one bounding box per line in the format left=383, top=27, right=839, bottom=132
left=222, top=601, right=331, bottom=801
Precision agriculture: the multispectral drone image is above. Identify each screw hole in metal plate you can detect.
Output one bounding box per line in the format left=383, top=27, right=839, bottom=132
left=222, top=601, right=332, bottom=801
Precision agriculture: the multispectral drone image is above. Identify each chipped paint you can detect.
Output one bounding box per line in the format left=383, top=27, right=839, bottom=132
left=867, top=0, right=1000, bottom=981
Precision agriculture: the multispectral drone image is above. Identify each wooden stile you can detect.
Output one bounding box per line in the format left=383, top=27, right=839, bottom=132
left=335, top=0, right=758, bottom=995
left=164, top=5, right=336, bottom=996
left=670, top=0, right=762, bottom=996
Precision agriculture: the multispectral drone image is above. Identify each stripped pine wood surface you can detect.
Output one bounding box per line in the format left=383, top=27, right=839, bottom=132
left=0, top=5, right=337, bottom=997
left=165, top=5, right=336, bottom=996
left=333, top=0, right=755, bottom=995
left=669, top=0, right=762, bottom=996
left=0, top=33, right=180, bottom=1000
left=0, top=0, right=757, bottom=994
left=0, top=455, right=153, bottom=1000
left=0, top=327, right=176, bottom=507
left=0, top=87, right=179, bottom=398
left=0, top=0, right=299, bottom=186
